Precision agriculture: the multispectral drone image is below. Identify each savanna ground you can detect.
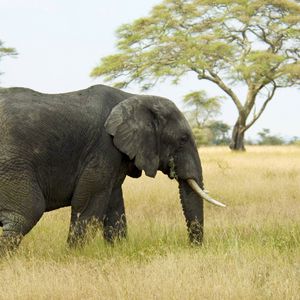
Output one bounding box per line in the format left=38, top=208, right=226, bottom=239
left=0, top=146, right=299, bottom=299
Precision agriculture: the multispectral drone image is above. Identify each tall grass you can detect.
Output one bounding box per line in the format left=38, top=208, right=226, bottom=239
left=0, top=146, right=299, bottom=299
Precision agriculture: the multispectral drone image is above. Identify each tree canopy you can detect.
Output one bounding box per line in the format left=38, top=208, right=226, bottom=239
left=91, top=0, right=300, bottom=150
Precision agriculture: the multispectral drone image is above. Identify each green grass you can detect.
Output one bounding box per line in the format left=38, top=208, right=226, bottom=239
left=0, top=146, right=299, bottom=299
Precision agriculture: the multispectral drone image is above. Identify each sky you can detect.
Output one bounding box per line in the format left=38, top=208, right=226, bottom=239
left=0, top=0, right=299, bottom=140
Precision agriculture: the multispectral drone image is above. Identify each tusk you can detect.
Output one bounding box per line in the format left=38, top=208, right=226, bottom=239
left=187, top=179, right=226, bottom=208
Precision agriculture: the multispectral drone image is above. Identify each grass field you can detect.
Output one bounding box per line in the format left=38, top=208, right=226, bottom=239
left=0, top=146, right=299, bottom=299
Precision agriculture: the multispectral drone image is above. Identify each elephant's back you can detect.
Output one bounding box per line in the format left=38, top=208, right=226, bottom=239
left=0, top=84, right=132, bottom=137
left=0, top=87, right=96, bottom=147
left=0, top=84, right=132, bottom=163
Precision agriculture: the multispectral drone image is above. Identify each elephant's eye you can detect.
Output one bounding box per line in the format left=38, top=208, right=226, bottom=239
left=179, top=135, right=188, bottom=145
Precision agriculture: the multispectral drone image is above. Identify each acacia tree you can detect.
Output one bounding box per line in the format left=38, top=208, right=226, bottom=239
left=91, top=0, right=300, bottom=150
left=184, top=90, right=222, bottom=128
left=0, top=40, right=17, bottom=77
left=184, top=90, right=222, bottom=145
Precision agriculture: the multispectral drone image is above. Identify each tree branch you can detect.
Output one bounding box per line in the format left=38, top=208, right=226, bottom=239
left=192, top=69, right=238, bottom=104
left=244, top=82, right=277, bottom=131
left=201, top=70, right=244, bottom=112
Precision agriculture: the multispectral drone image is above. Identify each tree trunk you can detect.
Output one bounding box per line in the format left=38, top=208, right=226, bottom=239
left=229, top=117, right=246, bottom=151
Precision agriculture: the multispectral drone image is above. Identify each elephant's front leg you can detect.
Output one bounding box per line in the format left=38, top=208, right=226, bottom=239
left=67, top=213, right=92, bottom=248
left=103, top=186, right=127, bottom=243
left=67, top=191, right=110, bottom=248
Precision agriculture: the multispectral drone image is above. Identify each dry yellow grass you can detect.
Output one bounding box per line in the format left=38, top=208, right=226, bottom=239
left=0, top=146, right=299, bottom=299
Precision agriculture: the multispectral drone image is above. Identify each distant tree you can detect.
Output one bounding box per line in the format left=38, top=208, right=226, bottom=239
left=208, top=121, right=231, bottom=145
left=288, top=136, right=300, bottom=145
left=257, top=128, right=285, bottom=145
left=0, top=39, right=17, bottom=78
left=191, top=127, right=212, bottom=146
left=183, top=90, right=222, bottom=128
left=244, top=138, right=255, bottom=145
left=190, top=121, right=231, bottom=146
left=183, top=90, right=227, bottom=146
left=91, top=0, right=300, bottom=151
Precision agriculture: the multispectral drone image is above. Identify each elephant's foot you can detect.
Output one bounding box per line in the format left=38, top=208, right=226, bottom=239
left=67, top=233, right=85, bottom=248
left=67, top=222, right=88, bottom=248
left=103, top=215, right=127, bottom=243
left=67, top=218, right=100, bottom=248
left=0, top=211, right=31, bottom=257
left=103, top=226, right=127, bottom=244
left=0, top=233, right=22, bottom=257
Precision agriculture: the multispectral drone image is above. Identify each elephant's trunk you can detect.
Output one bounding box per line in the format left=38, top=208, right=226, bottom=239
left=174, top=139, right=226, bottom=244
left=179, top=179, right=204, bottom=245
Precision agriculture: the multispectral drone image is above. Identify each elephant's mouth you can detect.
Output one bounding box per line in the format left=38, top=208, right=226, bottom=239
left=167, top=157, right=178, bottom=180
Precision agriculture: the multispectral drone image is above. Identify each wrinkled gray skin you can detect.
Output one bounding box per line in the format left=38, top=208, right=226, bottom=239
left=0, top=84, right=204, bottom=254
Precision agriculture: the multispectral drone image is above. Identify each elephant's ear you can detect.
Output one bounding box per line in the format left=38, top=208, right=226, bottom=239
left=105, top=96, right=160, bottom=177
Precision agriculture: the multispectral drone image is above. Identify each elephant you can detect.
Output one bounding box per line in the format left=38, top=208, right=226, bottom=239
left=0, top=84, right=225, bottom=253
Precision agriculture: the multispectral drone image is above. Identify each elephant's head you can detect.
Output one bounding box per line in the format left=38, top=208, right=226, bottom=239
left=105, top=95, right=225, bottom=244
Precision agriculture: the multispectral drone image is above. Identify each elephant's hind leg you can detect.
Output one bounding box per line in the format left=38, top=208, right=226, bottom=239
left=0, top=207, right=45, bottom=256
left=0, top=181, right=45, bottom=256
